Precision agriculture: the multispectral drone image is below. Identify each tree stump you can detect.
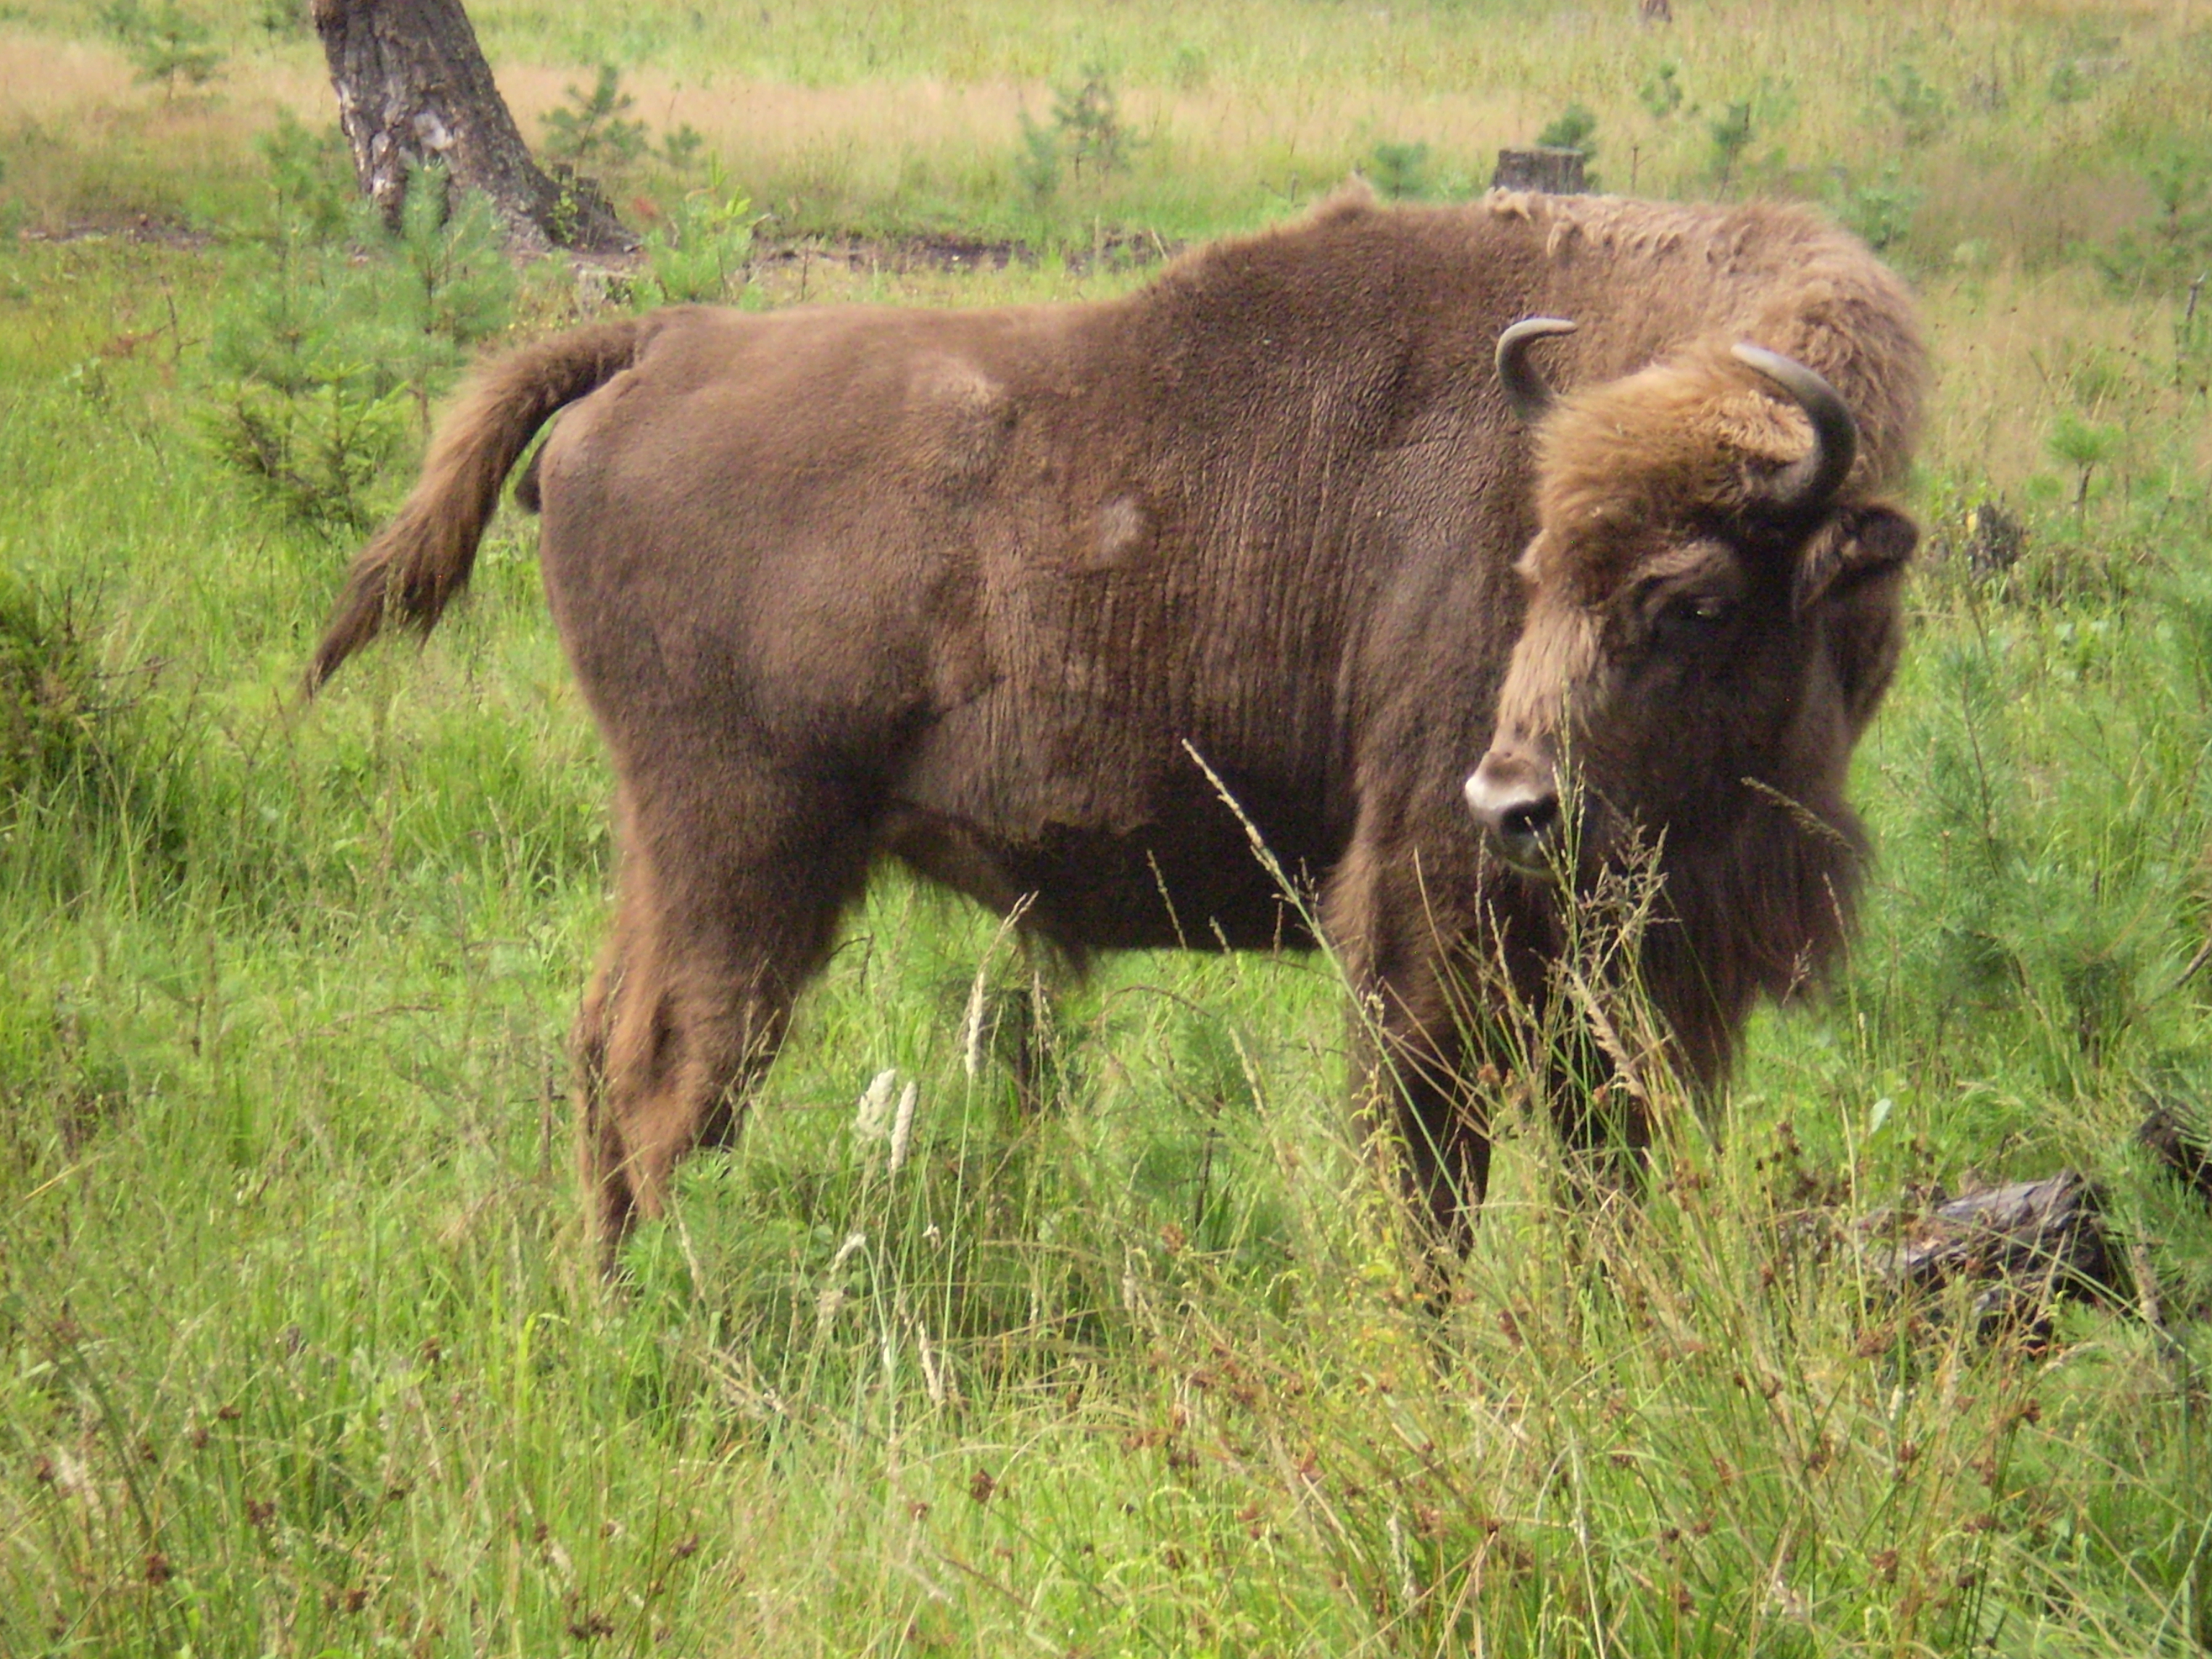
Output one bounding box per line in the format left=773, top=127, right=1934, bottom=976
left=1491, top=148, right=1588, bottom=196
left=1962, top=500, right=2026, bottom=576
left=310, top=0, right=633, bottom=253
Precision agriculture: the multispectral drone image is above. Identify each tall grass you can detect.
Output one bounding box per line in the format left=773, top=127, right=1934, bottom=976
left=5, top=1, right=2212, bottom=1650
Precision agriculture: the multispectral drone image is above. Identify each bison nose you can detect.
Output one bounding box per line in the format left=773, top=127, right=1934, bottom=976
left=1464, top=751, right=1562, bottom=873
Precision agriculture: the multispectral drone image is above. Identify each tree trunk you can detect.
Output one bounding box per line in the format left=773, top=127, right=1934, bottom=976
left=310, top=0, right=633, bottom=254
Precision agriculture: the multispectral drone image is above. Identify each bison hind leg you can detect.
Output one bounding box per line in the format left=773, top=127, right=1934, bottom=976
left=1359, top=1013, right=1494, bottom=1254
left=577, top=788, right=867, bottom=1273
left=571, top=936, right=627, bottom=1251
left=960, top=926, right=1089, bottom=1120
left=575, top=943, right=785, bottom=1268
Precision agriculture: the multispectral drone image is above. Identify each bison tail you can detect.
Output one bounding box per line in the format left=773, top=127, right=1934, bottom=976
left=305, top=315, right=659, bottom=693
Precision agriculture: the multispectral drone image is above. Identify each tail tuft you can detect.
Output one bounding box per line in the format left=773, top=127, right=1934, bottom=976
left=306, top=317, right=655, bottom=693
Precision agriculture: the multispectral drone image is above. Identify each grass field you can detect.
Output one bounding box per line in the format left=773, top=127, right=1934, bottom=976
left=6, top=1, right=2212, bottom=1653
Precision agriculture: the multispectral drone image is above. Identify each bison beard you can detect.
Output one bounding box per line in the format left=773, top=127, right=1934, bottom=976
left=308, top=185, right=1925, bottom=1266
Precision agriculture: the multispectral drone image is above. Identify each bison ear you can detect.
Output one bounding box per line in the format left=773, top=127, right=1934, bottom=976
left=1798, top=506, right=1917, bottom=734
left=1790, top=504, right=1917, bottom=616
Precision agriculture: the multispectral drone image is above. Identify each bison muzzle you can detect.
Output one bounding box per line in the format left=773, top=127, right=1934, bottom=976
left=307, top=185, right=1925, bottom=1264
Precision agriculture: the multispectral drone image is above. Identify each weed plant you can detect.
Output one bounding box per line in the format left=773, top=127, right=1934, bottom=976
left=199, top=138, right=516, bottom=533
left=1534, top=103, right=1601, bottom=189
left=122, top=3, right=220, bottom=102
left=1013, top=60, right=1141, bottom=238
left=539, top=63, right=649, bottom=183
left=631, top=161, right=757, bottom=309
left=94, top=1, right=223, bottom=103
left=1363, top=140, right=1432, bottom=202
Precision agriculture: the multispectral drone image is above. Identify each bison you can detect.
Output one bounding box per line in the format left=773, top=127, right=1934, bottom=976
left=307, top=185, right=1924, bottom=1260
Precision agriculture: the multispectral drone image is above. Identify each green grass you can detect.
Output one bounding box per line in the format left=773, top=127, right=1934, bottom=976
left=6, top=1, right=2212, bottom=1651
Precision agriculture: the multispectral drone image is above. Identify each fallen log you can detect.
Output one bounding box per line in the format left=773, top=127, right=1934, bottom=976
left=1867, top=1171, right=2131, bottom=1342
left=2139, top=1105, right=2212, bottom=1208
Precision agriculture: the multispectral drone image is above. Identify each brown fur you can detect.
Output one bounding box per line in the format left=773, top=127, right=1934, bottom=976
left=307, top=186, right=1925, bottom=1259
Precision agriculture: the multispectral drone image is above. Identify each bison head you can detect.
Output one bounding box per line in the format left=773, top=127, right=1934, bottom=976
left=1465, top=320, right=1917, bottom=886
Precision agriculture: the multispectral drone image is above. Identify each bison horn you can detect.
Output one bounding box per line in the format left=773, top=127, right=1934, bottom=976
left=1730, top=343, right=1858, bottom=518
left=1495, top=317, right=1579, bottom=422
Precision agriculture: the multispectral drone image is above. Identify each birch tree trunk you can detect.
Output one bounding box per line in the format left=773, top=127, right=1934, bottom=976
left=310, top=0, right=633, bottom=253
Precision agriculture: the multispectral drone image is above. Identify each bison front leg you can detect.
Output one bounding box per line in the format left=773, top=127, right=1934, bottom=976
left=1325, top=840, right=1498, bottom=1255
left=1541, top=1025, right=1653, bottom=1210
left=1353, top=986, right=1492, bottom=1252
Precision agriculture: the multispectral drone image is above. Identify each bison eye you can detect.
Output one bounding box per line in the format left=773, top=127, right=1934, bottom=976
left=1651, top=593, right=1734, bottom=651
